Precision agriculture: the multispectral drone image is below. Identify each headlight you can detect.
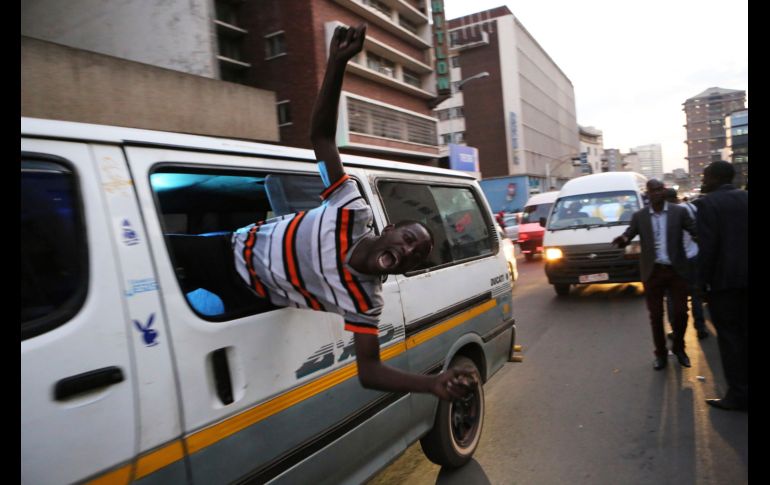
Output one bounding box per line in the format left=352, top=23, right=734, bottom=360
left=545, top=247, right=563, bottom=261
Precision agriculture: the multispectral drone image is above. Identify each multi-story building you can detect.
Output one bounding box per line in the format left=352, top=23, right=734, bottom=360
left=632, top=144, right=663, bottom=180
left=22, top=0, right=446, bottom=164
left=602, top=148, right=622, bottom=173
left=683, top=87, right=746, bottom=178
left=621, top=151, right=641, bottom=173
left=579, top=126, right=603, bottom=175
left=438, top=6, right=578, bottom=192
left=724, top=108, right=748, bottom=188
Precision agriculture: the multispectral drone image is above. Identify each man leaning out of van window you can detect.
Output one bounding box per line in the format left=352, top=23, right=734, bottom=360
left=231, top=24, right=475, bottom=401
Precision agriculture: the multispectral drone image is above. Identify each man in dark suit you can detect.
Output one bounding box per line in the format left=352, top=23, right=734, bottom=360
left=695, top=161, right=748, bottom=411
left=612, top=179, right=697, bottom=370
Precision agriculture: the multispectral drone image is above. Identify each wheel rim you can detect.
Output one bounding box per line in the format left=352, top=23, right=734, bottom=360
left=449, top=387, right=481, bottom=449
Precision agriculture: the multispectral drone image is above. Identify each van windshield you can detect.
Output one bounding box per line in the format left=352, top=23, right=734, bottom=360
left=521, top=203, right=553, bottom=224
left=547, top=191, right=640, bottom=230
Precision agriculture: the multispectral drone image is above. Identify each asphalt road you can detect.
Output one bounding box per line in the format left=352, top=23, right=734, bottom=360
left=368, top=253, right=748, bottom=485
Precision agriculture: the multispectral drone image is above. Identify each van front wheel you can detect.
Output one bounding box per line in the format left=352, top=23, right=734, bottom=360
left=420, top=356, right=484, bottom=468
left=554, top=283, right=570, bottom=296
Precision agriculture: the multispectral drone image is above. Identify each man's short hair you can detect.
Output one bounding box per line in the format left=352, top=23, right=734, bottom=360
left=704, top=160, right=735, bottom=184
left=664, top=188, right=678, bottom=202
left=395, top=220, right=434, bottom=246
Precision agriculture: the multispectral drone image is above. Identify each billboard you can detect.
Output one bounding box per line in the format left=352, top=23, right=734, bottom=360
left=448, top=144, right=479, bottom=172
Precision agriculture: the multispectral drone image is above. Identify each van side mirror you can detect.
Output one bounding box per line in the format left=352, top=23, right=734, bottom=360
left=539, top=217, right=546, bottom=227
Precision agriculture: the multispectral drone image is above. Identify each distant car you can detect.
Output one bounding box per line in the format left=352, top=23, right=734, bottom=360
left=502, top=212, right=521, bottom=242
left=518, top=191, right=559, bottom=261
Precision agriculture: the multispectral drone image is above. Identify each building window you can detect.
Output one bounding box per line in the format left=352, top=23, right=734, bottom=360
left=218, top=32, right=244, bottom=61
left=363, top=0, right=393, bottom=17
left=402, top=68, right=422, bottom=88
left=451, top=56, right=460, bottom=68
left=220, top=63, right=247, bottom=84
left=450, top=31, right=461, bottom=46
left=366, top=52, right=396, bottom=78
left=348, top=97, right=437, bottom=146
left=441, top=133, right=452, bottom=144
left=215, top=0, right=241, bottom=26
left=277, top=101, right=291, bottom=126
left=265, top=31, right=286, bottom=59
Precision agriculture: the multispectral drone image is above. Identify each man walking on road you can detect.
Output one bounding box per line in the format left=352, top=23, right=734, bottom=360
left=612, top=179, right=697, bottom=371
left=664, top=188, right=708, bottom=340
left=695, top=161, right=748, bottom=411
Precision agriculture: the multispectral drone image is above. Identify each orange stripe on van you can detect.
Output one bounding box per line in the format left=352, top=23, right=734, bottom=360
left=406, top=299, right=497, bottom=349
left=84, top=464, right=131, bottom=485
left=344, top=323, right=379, bottom=335
left=133, top=440, right=186, bottom=479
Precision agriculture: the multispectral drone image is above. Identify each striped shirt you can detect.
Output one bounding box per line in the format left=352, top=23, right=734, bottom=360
left=232, top=175, right=383, bottom=335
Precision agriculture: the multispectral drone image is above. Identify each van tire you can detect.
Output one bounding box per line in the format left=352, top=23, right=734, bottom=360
left=420, top=356, right=484, bottom=468
left=554, top=283, right=570, bottom=296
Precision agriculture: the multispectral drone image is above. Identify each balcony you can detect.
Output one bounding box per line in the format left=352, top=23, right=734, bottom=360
left=333, top=0, right=431, bottom=48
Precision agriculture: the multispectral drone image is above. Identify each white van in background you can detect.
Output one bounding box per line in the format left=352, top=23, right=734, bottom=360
left=21, top=117, right=517, bottom=484
left=542, top=172, right=648, bottom=296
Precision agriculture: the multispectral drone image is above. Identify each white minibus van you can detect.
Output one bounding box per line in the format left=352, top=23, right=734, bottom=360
left=542, top=172, right=648, bottom=296
left=21, top=117, right=518, bottom=484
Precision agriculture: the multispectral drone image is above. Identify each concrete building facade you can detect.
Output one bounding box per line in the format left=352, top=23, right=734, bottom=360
left=631, top=144, right=663, bottom=180
left=21, top=0, right=445, bottom=164
left=621, top=151, right=641, bottom=173
left=579, top=125, right=603, bottom=175
left=439, top=6, right=578, bottom=191
left=683, top=87, right=746, bottom=178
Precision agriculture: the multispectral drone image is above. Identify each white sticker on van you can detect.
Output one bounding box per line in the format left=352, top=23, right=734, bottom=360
left=125, top=278, right=159, bottom=297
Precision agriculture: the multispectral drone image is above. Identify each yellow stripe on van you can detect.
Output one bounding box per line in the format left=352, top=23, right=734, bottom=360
left=134, top=440, right=186, bottom=479
left=186, top=342, right=407, bottom=454
left=405, top=299, right=497, bottom=349
left=84, top=465, right=131, bottom=485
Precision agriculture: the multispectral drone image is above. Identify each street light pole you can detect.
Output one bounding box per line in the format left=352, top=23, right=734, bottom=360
left=545, top=153, right=580, bottom=190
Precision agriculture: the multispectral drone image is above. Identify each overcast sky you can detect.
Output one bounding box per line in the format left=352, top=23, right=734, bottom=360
left=444, top=0, right=748, bottom=173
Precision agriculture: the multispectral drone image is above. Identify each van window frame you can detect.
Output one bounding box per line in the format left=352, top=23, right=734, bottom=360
left=373, top=176, right=499, bottom=277
left=147, top=161, right=373, bottom=322
left=21, top=152, right=90, bottom=340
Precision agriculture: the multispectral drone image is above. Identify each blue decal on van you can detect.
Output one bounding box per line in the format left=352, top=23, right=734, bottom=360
left=134, top=313, right=158, bottom=347
left=295, top=344, right=334, bottom=379
left=122, top=219, right=140, bottom=246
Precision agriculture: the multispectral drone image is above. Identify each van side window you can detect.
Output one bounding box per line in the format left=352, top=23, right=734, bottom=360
left=21, top=157, right=88, bottom=339
left=377, top=181, right=494, bottom=271
left=150, top=167, right=326, bottom=321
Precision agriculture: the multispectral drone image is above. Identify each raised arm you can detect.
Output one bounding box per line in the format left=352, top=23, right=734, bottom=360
left=310, top=24, right=366, bottom=185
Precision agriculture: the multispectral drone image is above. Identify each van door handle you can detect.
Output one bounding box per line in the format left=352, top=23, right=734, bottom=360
left=211, top=348, right=234, bottom=405
left=54, top=366, right=125, bottom=401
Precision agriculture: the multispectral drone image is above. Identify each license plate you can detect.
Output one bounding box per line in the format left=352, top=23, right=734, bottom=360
left=579, top=273, right=609, bottom=283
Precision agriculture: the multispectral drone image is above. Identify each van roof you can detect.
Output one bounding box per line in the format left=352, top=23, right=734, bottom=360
left=557, top=172, right=647, bottom=197
left=524, top=191, right=559, bottom=206
left=21, top=117, right=474, bottom=180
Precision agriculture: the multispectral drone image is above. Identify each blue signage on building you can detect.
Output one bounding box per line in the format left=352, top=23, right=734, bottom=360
left=449, top=144, right=479, bottom=172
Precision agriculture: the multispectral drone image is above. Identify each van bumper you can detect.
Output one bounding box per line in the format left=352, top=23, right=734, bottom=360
left=544, top=246, right=640, bottom=284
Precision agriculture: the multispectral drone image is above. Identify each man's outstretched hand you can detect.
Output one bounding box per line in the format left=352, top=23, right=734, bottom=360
left=431, top=367, right=478, bottom=401
left=329, top=24, right=367, bottom=65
